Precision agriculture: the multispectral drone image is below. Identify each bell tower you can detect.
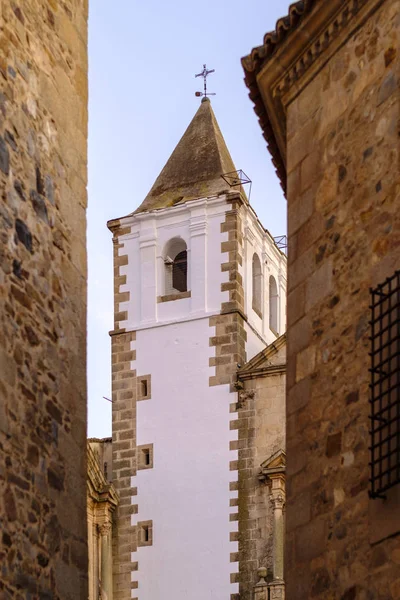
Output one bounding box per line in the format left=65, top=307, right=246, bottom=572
left=108, top=98, right=286, bottom=600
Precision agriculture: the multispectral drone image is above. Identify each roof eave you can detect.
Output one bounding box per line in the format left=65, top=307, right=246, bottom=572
left=242, top=0, right=365, bottom=195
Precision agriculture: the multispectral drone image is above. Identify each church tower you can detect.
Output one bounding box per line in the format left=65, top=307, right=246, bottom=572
left=108, top=98, right=286, bottom=600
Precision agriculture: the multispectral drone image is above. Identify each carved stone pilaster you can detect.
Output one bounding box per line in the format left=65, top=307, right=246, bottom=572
left=98, top=520, right=113, bottom=600
left=98, top=521, right=112, bottom=536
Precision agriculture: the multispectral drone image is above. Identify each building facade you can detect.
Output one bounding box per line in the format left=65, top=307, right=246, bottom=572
left=237, top=335, right=286, bottom=600
left=88, top=439, right=118, bottom=600
left=108, top=98, right=287, bottom=600
left=0, top=1, right=88, bottom=597
left=243, top=0, right=400, bottom=598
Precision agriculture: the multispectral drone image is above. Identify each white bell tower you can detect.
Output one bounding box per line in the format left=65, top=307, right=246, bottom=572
left=108, top=97, right=287, bottom=600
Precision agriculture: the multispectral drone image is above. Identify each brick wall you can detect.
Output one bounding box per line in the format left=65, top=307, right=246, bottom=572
left=285, top=1, right=400, bottom=597
left=0, top=1, right=88, bottom=597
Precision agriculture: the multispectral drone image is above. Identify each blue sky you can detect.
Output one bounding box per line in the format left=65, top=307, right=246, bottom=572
left=88, top=0, right=290, bottom=437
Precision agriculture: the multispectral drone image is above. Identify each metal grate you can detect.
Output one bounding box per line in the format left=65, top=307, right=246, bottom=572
left=221, top=169, right=252, bottom=200
left=369, top=270, right=400, bottom=499
left=273, top=235, right=287, bottom=254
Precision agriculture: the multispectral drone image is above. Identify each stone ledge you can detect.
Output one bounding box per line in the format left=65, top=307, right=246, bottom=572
left=157, top=290, right=191, bottom=303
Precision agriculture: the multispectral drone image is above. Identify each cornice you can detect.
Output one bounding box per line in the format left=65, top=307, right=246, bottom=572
left=87, top=443, right=119, bottom=508
left=242, top=0, right=385, bottom=194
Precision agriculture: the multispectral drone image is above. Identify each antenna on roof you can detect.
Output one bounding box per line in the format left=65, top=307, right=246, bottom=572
left=195, top=64, right=216, bottom=100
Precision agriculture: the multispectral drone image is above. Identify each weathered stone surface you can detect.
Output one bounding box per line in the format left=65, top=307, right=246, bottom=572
left=244, top=0, right=400, bottom=597
left=30, top=190, right=49, bottom=224
left=0, top=136, right=9, bottom=174
left=237, top=339, right=286, bottom=600
left=284, top=2, right=400, bottom=599
left=15, top=218, right=32, bottom=252
left=0, top=0, right=88, bottom=597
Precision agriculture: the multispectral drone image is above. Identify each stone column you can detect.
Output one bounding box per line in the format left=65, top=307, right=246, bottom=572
left=269, top=475, right=285, bottom=582
left=99, top=522, right=113, bottom=600
left=87, top=503, right=94, bottom=600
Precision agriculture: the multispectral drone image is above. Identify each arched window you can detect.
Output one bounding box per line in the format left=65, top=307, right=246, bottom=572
left=252, top=253, right=262, bottom=317
left=172, top=250, right=187, bottom=292
left=164, top=238, right=188, bottom=295
left=269, top=275, right=278, bottom=333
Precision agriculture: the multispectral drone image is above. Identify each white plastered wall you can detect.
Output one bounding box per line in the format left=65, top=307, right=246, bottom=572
left=116, top=196, right=232, bottom=331
left=131, top=320, right=238, bottom=600
left=241, top=205, right=287, bottom=361
left=114, top=195, right=238, bottom=600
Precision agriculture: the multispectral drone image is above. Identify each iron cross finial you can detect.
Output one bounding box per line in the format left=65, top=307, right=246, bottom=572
left=195, top=64, right=216, bottom=100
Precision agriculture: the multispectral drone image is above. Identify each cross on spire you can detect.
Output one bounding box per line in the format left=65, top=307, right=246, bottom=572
left=195, top=64, right=216, bottom=100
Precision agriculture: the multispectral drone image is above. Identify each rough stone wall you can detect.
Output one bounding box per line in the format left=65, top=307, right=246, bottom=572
left=110, top=329, right=138, bottom=600
left=237, top=350, right=286, bottom=600
left=0, top=1, right=88, bottom=598
left=109, top=222, right=139, bottom=600
left=209, top=194, right=247, bottom=389
left=286, top=1, right=400, bottom=598
left=207, top=193, right=247, bottom=597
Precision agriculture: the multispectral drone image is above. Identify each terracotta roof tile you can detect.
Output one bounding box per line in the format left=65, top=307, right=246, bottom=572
left=241, top=0, right=318, bottom=194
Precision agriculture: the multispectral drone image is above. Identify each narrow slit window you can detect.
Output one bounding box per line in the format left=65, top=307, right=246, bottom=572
left=137, top=521, right=153, bottom=546
left=142, top=525, right=149, bottom=543
left=137, top=376, right=151, bottom=401
left=143, top=448, right=150, bottom=466
left=138, top=444, right=153, bottom=470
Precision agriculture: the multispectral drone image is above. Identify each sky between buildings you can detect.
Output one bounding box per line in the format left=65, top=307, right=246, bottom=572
left=88, top=0, right=291, bottom=437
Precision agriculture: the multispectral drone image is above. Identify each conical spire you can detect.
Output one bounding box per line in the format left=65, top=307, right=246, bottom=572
left=133, top=98, right=238, bottom=214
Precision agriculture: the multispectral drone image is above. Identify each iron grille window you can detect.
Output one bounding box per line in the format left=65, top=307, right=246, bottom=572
left=369, top=270, right=400, bottom=499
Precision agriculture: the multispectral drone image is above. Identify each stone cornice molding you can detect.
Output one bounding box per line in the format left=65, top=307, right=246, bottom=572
left=238, top=363, right=286, bottom=381
left=242, top=0, right=386, bottom=193
left=87, top=443, right=119, bottom=509
left=258, top=449, right=286, bottom=483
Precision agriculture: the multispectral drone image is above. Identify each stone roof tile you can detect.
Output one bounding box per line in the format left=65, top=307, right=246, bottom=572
left=133, top=98, right=238, bottom=215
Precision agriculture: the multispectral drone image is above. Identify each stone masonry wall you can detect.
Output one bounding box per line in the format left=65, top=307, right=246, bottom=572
left=237, top=344, right=286, bottom=600
left=209, top=194, right=247, bottom=389
left=0, top=1, right=88, bottom=597
left=208, top=193, right=248, bottom=598
left=285, top=1, right=400, bottom=598
left=109, top=222, right=139, bottom=600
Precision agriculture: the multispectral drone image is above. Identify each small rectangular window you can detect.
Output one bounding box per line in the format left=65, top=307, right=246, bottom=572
left=142, top=525, right=149, bottom=543
left=137, top=375, right=151, bottom=401
left=137, top=444, right=153, bottom=470
left=137, top=520, right=153, bottom=547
